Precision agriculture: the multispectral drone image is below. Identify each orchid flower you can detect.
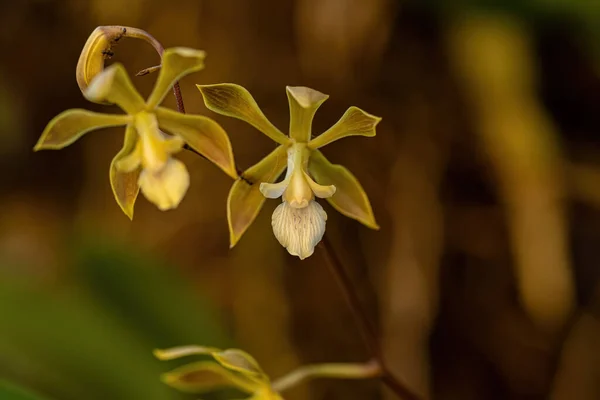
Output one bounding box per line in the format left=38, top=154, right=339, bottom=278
left=155, top=346, right=283, bottom=400
left=198, top=84, right=380, bottom=259
left=35, top=47, right=237, bottom=218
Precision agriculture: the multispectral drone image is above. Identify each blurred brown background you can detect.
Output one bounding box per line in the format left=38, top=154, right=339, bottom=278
left=2, top=0, right=600, bottom=399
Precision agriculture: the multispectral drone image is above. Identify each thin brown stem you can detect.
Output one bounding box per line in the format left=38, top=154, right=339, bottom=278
left=319, top=236, right=422, bottom=400
left=320, top=236, right=379, bottom=357
left=110, top=26, right=185, bottom=114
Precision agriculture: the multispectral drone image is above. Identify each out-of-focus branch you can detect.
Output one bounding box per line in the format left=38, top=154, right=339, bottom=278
left=380, top=128, right=446, bottom=400
left=550, top=311, right=600, bottom=400
left=446, top=14, right=575, bottom=331
left=272, top=359, right=382, bottom=393
left=567, top=162, right=600, bottom=207
left=319, top=237, right=423, bottom=400
left=231, top=216, right=310, bottom=400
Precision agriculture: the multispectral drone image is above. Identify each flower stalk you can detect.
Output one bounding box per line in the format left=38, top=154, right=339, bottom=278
left=320, top=236, right=423, bottom=400
left=271, top=359, right=382, bottom=393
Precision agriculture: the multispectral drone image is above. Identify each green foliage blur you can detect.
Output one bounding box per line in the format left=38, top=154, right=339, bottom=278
left=0, top=236, right=230, bottom=400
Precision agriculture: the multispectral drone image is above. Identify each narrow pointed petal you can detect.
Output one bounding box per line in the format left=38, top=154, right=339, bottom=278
left=197, top=83, right=289, bottom=144
left=146, top=47, right=206, bottom=109
left=154, top=346, right=222, bottom=361
left=156, top=107, right=237, bottom=179
left=308, top=106, right=381, bottom=149
left=138, top=158, right=190, bottom=210
left=271, top=200, right=327, bottom=260
left=212, top=349, right=265, bottom=377
left=308, top=150, right=379, bottom=229
left=286, top=86, right=328, bottom=142
left=84, top=63, right=146, bottom=114
left=303, top=171, right=336, bottom=198
left=110, top=124, right=141, bottom=219
left=161, top=361, right=259, bottom=394
left=34, top=109, right=130, bottom=150
left=228, top=145, right=289, bottom=247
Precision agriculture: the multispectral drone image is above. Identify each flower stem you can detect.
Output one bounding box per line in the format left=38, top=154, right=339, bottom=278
left=101, top=26, right=187, bottom=114
left=319, top=236, right=422, bottom=400
left=271, top=359, right=382, bottom=393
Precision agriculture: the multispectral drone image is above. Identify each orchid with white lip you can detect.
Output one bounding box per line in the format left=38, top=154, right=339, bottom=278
left=198, top=84, right=380, bottom=259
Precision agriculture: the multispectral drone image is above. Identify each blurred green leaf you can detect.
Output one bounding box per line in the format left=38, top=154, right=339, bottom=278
left=72, top=237, right=230, bottom=349
left=0, top=381, right=52, bottom=400
left=0, top=278, right=179, bottom=400
left=0, top=236, right=232, bottom=400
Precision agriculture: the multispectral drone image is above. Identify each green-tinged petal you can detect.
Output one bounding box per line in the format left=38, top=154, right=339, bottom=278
left=146, top=47, right=206, bottom=109
left=154, top=346, right=222, bottom=361
left=228, top=145, right=289, bottom=247
left=84, top=63, right=145, bottom=114
left=34, top=109, right=130, bottom=150
left=308, top=106, right=381, bottom=149
left=115, top=139, right=142, bottom=172
left=212, top=349, right=264, bottom=377
left=308, top=150, right=379, bottom=229
left=110, top=124, right=141, bottom=219
left=156, top=107, right=237, bottom=179
left=161, top=361, right=259, bottom=394
left=197, top=83, right=289, bottom=144
left=286, top=86, right=328, bottom=142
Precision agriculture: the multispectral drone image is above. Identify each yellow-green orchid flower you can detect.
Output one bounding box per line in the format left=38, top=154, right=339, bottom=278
left=154, top=346, right=283, bottom=400
left=197, top=84, right=381, bottom=259
left=35, top=47, right=237, bottom=218
left=155, top=345, right=383, bottom=399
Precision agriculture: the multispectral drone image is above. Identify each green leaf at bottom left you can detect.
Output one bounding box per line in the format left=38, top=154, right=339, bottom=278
left=0, top=381, right=52, bottom=400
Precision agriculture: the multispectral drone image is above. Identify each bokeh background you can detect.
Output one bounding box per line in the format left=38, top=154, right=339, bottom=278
left=2, top=0, right=600, bottom=399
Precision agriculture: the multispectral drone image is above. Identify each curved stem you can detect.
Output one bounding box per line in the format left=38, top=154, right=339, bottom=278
left=271, top=360, right=382, bottom=393
left=105, top=26, right=185, bottom=113
left=319, top=236, right=422, bottom=400
left=320, top=236, right=379, bottom=357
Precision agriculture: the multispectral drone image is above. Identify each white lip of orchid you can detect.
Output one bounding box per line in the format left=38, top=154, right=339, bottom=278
left=271, top=199, right=328, bottom=259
